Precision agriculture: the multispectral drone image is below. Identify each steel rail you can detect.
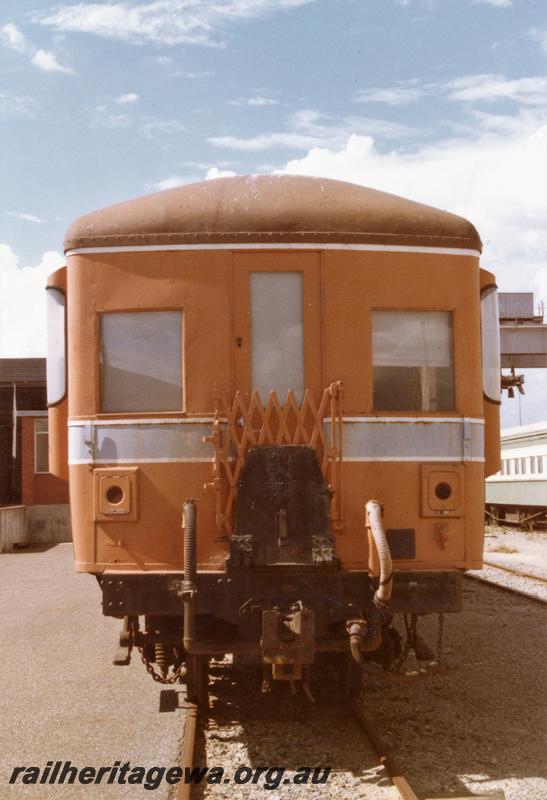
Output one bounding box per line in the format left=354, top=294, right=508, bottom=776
left=353, top=707, right=420, bottom=800
left=482, top=559, right=547, bottom=584
left=464, top=570, right=547, bottom=605
left=178, top=702, right=198, bottom=800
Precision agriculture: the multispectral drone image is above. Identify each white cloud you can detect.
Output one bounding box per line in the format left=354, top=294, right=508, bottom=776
left=147, top=166, right=238, bottom=191
left=6, top=212, right=45, bottom=224
left=171, top=69, right=215, bottom=79
left=0, top=22, right=30, bottom=53
left=473, top=0, right=512, bottom=7
left=1, top=22, right=75, bottom=74
left=352, top=73, right=547, bottom=109
left=116, top=92, right=139, bottom=104
left=354, top=86, right=424, bottom=105
left=0, top=245, right=64, bottom=357
left=90, top=111, right=132, bottom=129
left=209, top=109, right=413, bottom=150
left=147, top=175, right=188, bottom=191
left=278, top=119, right=547, bottom=300
left=33, top=0, right=317, bottom=47
left=228, top=95, right=279, bottom=107
left=445, top=74, right=547, bottom=104
left=0, top=93, right=36, bottom=118
left=247, top=96, right=278, bottom=107
left=278, top=117, right=546, bottom=425
left=31, top=48, right=75, bottom=74
left=205, top=167, right=237, bottom=179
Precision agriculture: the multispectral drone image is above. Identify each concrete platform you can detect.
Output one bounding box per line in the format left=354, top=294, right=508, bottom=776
left=0, top=544, right=186, bottom=799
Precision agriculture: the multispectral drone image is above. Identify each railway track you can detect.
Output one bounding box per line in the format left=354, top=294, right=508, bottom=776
left=174, top=662, right=430, bottom=800
left=465, top=560, right=547, bottom=604
left=177, top=700, right=420, bottom=800
left=482, top=559, right=547, bottom=583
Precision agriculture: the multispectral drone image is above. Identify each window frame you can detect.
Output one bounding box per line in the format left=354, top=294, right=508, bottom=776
left=249, top=271, right=305, bottom=404
left=34, top=418, right=50, bottom=475
left=46, top=286, right=67, bottom=407
left=98, top=308, right=185, bottom=415
left=371, top=308, right=456, bottom=414
left=480, top=284, right=501, bottom=405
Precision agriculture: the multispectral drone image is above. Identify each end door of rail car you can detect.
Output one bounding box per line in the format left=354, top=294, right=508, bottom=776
left=232, top=252, right=323, bottom=402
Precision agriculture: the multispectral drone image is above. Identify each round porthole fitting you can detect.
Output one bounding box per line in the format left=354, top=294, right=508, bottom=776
left=435, top=482, right=452, bottom=500
left=106, top=485, right=124, bottom=505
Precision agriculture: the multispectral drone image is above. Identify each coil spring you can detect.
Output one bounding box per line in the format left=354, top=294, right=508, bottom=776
left=155, top=643, right=170, bottom=677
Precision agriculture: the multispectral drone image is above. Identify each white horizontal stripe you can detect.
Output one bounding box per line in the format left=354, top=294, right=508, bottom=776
left=66, top=243, right=480, bottom=257
left=68, top=415, right=484, bottom=427
left=69, top=457, right=213, bottom=465
left=342, top=416, right=484, bottom=424
left=69, top=416, right=484, bottom=464
left=344, top=456, right=485, bottom=462
left=68, top=417, right=217, bottom=427
left=69, top=455, right=486, bottom=465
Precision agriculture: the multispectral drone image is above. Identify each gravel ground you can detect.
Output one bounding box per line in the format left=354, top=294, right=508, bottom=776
left=359, top=578, right=547, bottom=800
left=0, top=544, right=186, bottom=800
left=469, top=526, right=547, bottom=602
left=170, top=660, right=395, bottom=800
left=484, top=527, right=547, bottom=580
left=3, top=535, right=546, bottom=800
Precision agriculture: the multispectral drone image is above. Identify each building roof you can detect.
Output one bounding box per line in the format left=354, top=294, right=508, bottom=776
left=65, top=175, right=482, bottom=253
left=0, top=358, right=46, bottom=385
left=501, top=421, right=547, bottom=442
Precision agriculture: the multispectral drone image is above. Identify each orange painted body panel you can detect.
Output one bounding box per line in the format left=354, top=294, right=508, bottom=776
left=64, top=247, right=491, bottom=575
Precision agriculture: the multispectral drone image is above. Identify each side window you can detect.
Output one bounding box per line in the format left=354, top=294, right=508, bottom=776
left=35, top=419, right=49, bottom=474
left=100, top=311, right=183, bottom=412
left=481, top=286, right=501, bottom=403
left=372, top=311, right=455, bottom=412
left=46, top=287, right=66, bottom=406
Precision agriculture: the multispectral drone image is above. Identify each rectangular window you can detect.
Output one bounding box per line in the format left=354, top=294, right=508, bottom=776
left=35, top=418, right=49, bottom=474
left=372, top=311, right=454, bottom=412
left=481, top=286, right=501, bottom=403
left=101, top=311, right=183, bottom=413
left=514, top=459, right=520, bottom=475
left=46, top=287, right=66, bottom=406
left=530, top=457, right=536, bottom=475
left=539, top=457, right=544, bottom=475
left=250, top=272, right=304, bottom=402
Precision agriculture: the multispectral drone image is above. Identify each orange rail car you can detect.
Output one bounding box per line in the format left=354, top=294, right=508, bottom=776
left=47, top=176, right=501, bottom=701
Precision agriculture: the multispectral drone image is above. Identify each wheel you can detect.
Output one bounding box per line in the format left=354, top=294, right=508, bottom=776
left=314, top=653, right=362, bottom=701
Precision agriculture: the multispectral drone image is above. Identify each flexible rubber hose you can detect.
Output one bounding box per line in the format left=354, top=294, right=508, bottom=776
left=366, top=499, right=393, bottom=607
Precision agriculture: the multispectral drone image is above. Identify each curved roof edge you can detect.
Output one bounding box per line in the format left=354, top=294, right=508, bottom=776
left=64, top=175, right=482, bottom=254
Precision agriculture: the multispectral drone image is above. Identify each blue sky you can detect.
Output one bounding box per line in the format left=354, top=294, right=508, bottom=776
left=1, top=0, right=546, bottom=426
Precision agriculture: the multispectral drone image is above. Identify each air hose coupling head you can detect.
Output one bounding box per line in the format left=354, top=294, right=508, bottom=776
left=346, top=618, right=368, bottom=664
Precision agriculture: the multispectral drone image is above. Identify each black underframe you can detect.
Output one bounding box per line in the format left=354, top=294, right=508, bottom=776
left=98, top=568, right=462, bottom=648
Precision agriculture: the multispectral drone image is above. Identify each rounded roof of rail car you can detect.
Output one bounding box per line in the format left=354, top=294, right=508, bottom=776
left=64, top=175, right=482, bottom=253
